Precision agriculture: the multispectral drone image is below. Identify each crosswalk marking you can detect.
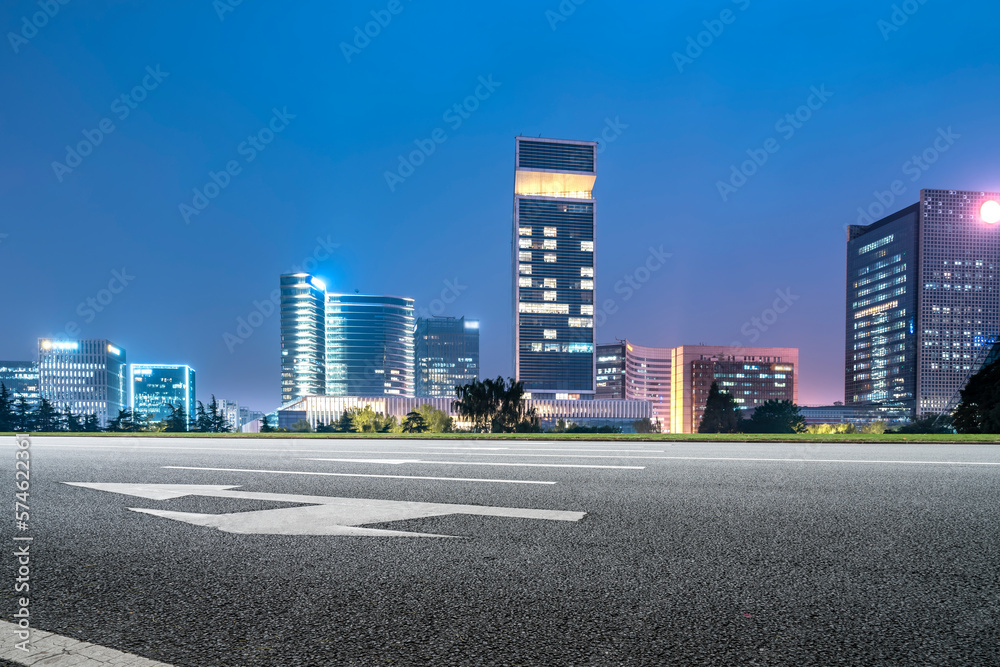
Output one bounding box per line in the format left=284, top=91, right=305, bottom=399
left=0, top=620, right=175, bottom=666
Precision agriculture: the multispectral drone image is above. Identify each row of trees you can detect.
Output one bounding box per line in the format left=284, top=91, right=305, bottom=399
left=0, top=384, right=235, bottom=433
left=698, top=383, right=809, bottom=434
left=281, top=403, right=455, bottom=434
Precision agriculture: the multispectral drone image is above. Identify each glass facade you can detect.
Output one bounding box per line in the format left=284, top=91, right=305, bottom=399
left=0, top=361, right=39, bottom=410
left=38, top=338, right=127, bottom=426
left=845, top=205, right=919, bottom=415
left=844, top=189, right=1000, bottom=418
left=130, top=364, right=195, bottom=426
left=326, top=294, right=415, bottom=397
left=280, top=273, right=327, bottom=405
left=596, top=343, right=626, bottom=399
left=623, top=342, right=672, bottom=432
left=415, top=317, right=480, bottom=398
left=514, top=137, right=597, bottom=397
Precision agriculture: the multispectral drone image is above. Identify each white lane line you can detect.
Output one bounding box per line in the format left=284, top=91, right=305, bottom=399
left=161, top=466, right=557, bottom=484
left=0, top=620, right=175, bottom=666
left=402, top=446, right=667, bottom=452
left=304, top=457, right=645, bottom=470
left=638, top=456, right=1000, bottom=465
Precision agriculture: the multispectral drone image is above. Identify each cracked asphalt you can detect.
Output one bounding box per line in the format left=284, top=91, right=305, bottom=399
left=2, top=436, right=998, bottom=666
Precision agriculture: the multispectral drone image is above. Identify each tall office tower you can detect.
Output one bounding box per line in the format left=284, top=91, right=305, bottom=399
left=0, top=361, right=40, bottom=410
left=596, top=341, right=671, bottom=431
left=415, top=317, right=480, bottom=398
left=326, top=294, right=415, bottom=397
left=671, top=345, right=798, bottom=433
left=216, top=399, right=241, bottom=432
left=280, top=273, right=327, bottom=405
left=513, top=137, right=597, bottom=399
left=130, top=364, right=196, bottom=426
left=38, top=339, right=127, bottom=426
left=846, top=189, right=1000, bottom=417
left=596, top=343, right=626, bottom=399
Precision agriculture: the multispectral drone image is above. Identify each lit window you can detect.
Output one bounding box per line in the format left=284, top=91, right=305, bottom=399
left=543, top=278, right=557, bottom=288
left=581, top=304, right=594, bottom=315
left=519, top=265, right=532, bottom=275
left=544, top=329, right=557, bottom=340
left=580, top=241, right=594, bottom=252
left=519, top=303, right=570, bottom=314
left=519, top=227, right=532, bottom=236
left=531, top=343, right=542, bottom=352
left=519, top=238, right=532, bottom=249
left=544, top=254, right=557, bottom=263
left=544, top=291, right=558, bottom=301
left=581, top=267, right=593, bottom=277
left=580, top=280, right=594, bottom=290
left=544, top=343, right=560, bottom=352
left=568, top=317, right=594, bottom=328
left=519, top=251, right=532, bottom=262
left=543, top=239, right=557, bottom=250
left=544, top=227, right=557, bottom=237
left=519, top=277, right=532, bottom=288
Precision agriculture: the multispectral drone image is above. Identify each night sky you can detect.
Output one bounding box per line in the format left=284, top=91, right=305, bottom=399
left=3, top=0, right=999, bottom=411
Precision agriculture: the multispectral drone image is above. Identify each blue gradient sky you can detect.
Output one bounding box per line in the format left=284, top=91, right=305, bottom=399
left=3, top=0, right=999, bottom=410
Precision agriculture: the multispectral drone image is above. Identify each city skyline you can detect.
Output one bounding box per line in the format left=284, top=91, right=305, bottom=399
left=4, top=2, right=1000, bottom=412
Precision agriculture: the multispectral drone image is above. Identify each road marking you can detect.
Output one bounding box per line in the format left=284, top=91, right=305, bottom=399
left=0, top=620, right=175, bottom=666
left=63, top=483, right=586, bottom=538
left=304, top=457, right=645, bottom=470
left=636, top=456, right=1000, bottom=465
left=403, top=446, right=667, bottom=452
left=160, top=466, right=557, bottom=484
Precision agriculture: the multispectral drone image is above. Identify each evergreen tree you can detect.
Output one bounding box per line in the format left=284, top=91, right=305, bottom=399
left=194, top=401, right=210, bottom=432
left=953, top=358, right=1000, bottom=433
left=13, top=397, right=32, bottom=432
left=401, top=410, right=429, bottom=433
left=740, top=400, right=806, bottom=434
left=35, top=398, right=61, bottom=432
left=64, top=410, right=84, bottom=432
left=0, top=383, right=12, bottom=432
left=698, top=382, right=740, bottom=434
left=83, top=414, right=101, bottom=432
left=334, top=411, right=355, bottom=433
left=164, top=403, right=189, bottom=432
left=260, top=414, right=275, bottom=433
left=105, top=409, right=133, bottom=433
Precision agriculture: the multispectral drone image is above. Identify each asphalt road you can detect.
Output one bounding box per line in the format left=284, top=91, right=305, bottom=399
left=3, top=436, right=999, bottom=666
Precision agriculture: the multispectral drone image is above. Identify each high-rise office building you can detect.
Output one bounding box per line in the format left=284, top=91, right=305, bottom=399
left=280, top=273, right=327, bottom=405
left=415, top=317, right=480, bottom=398
left=671, top=345, right=798, bottom=433
left=38, top=339, right=127, bottom=426
left=130, top=364, right=196, bottom=426
left=326, top=294, right=415, bottom=397
left=846, top=189, right=1000, bottom=417
left=513, top=137, right=597, bottom=399
left=596, top=341, right=671, bottom=431
left=0, top=361, right=40, bottom=410
left=216, top=398, right=241, bottom=432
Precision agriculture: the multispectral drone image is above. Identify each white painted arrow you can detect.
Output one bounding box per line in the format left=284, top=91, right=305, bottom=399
left=63, top=482, right=586, bottom=538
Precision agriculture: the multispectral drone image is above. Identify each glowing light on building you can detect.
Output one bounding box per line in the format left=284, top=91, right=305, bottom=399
left=981, top=200, right=1000, bottom=224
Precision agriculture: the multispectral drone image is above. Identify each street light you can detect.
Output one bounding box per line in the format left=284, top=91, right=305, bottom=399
left=982, top=200, right=1000, bottom=224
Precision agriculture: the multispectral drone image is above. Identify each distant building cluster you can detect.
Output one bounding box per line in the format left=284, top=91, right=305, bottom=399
left=6, top=136, right=999, bottom=433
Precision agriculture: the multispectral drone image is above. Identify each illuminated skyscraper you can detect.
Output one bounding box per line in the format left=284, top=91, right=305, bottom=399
left=513, top=137, right=597, bottom=399
left=130, top=364, right=196, bottom=426
left=280, top=273, right=327, bottom=404
left=847, top=189, right=1000, bottom=417
left=415, top=317, right=480, bottom=397
left=38, top=338, right=127, bottom=426
left=0, top=361, right=39, bottom=411
left=326, top=294, right=415, bottom=397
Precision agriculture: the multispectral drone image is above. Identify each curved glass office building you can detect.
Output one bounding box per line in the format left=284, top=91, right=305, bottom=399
left=280, top=274, right=327, bottom=404
left=326, top=294, right=415, bottom=397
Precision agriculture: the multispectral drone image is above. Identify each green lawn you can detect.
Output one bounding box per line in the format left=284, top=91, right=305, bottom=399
left=5, top=431, right=1000, bottom=443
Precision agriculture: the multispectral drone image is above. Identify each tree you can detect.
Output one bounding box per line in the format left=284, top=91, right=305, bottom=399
left=632, top=417, right=657, bottom=434
left=164, top=403, right=189, bottom=432
left=350, top=405, right=398, bottom=433
left=82, top=414, right=101, bottom=433
left=333, top=411, right=355, bottom=433
left=416, top=404, right=453, bottom=433
left=105, top=409, right=132, bottom=433
left=401, top=410, right=429, bottom=433
left=0, top=383, right=12, bottom=432
left=894, top=413, right=954, bottom=434
left=64, top=410, right=84, bottom=432
left=289, top=419, right=313, bottom=433
left=454, top=377, right=538, bottom=433
left=698, top=382, right=740, bottom=434
left=194, top=401, right=211, bottom=433
left=204, top=396, right=231, bottom=433
left=953, top=358, right=1000, bottom=433
left=260, top=414, right=275, bottom=433
left=740, top=400, right=806, bottom=434
left=13, top=397, right=32, bottom=432
left=35, top=398, right=61, bottom=432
